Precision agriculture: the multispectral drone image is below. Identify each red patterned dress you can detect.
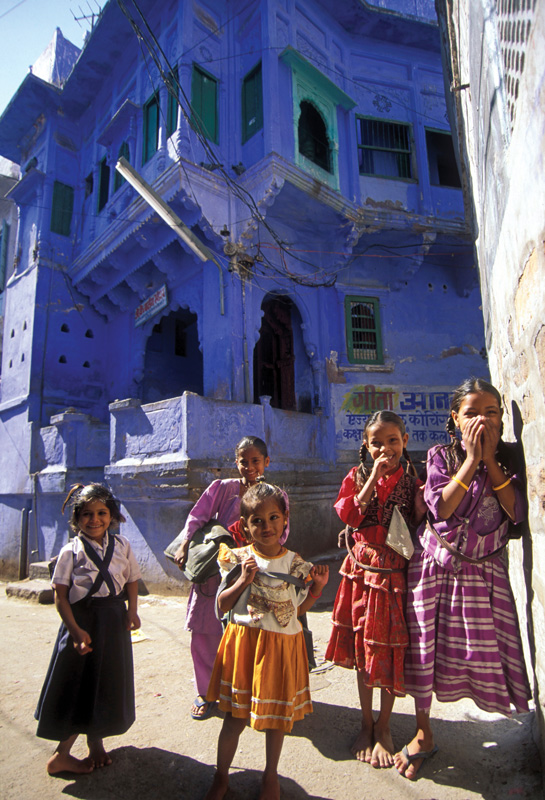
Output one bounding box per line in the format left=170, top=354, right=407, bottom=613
left=325, top=466, right=419, bottom=696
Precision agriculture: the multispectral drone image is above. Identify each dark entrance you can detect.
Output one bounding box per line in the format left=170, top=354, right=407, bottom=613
left=253, top=296, right=296, bottom=410
left=142, top=308, right=203, bottom=403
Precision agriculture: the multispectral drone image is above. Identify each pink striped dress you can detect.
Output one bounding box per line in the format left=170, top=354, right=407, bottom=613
left=404, top=445, right=531, bottom=717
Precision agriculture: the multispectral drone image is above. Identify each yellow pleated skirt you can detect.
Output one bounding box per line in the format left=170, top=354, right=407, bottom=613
left=206, top=622, right=312, bottom=732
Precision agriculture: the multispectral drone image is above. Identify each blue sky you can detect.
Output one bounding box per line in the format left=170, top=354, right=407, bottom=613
left=0, top=0, right=106, bottom=117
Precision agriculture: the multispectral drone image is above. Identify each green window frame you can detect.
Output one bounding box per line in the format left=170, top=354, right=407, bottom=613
left=113, top=142, right=130, bottom=192
left=97, top=157, right=110, bottom=211
left=242, top=62, right=263, bottom=144
left=143, top=92, right=160, bottom=163
left=357, top=116, right=413, bottom=180
left=345, top=296, right=383, bottom=364
left=166, top=66, right=179, bottom=139
left=50, top=181, right=74, bottom=237
left=191, top=64, right=218, bottom=143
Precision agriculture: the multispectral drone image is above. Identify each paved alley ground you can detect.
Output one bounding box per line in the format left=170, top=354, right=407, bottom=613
left=1, top=585, right=542, bottom=800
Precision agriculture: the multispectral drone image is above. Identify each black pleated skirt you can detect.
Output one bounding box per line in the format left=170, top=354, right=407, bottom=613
left=35, top=595, right=135, bottom=741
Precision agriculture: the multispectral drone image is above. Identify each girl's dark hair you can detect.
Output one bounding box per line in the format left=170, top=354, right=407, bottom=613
left=443, top=377, right=511, bottom=475
left=240, top=482, right=287, bottom=520
left=356, top=410, right=417, bottom=486
left=62, top=483, right=125, bottom=534
left=235, top=436, right=268, bottom=458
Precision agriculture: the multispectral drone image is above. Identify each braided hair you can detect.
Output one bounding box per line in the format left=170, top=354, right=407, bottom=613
left=442, top=377, right=513, bottom=475
left=355, top=410, right=417, bottom=489
left=62, top=483, right=125, bottom=534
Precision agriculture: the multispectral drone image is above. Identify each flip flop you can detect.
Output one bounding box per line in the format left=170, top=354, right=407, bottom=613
left=190, top=697, right=217, bottom=720
left=398, top=744, right=438, bottom=779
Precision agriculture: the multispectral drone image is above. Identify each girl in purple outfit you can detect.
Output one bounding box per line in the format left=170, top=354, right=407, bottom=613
left=173, top=436, right=289, bottom=720
left=395, top=378, right=531, bottom=780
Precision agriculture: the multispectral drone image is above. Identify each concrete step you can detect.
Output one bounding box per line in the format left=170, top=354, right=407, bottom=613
left=5, top=578, right=54, bottom=604
left=29, top=561, right=53, bottom=581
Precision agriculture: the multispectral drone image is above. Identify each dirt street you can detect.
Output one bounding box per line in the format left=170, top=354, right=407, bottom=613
left=1, top=585, right=542, bottom=800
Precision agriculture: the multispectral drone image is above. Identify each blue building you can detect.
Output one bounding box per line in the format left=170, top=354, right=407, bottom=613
left=0, top=0, right=486, bottom=591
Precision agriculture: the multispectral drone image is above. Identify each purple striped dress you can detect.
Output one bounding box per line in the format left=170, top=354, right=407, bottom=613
left=404, top=445, right=531, bottom=717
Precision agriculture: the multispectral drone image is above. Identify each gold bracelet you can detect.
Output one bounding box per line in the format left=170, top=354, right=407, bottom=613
left=452, top=476, right=469, bottom=492
left=492, top=478, right=511, bottom=491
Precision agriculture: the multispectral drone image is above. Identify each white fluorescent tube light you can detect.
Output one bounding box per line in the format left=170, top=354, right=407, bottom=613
left=115, top=156, right=217, bottom=264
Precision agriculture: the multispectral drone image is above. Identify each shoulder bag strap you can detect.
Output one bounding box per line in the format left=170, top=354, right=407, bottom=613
left=426, top=516, right=506, bottom=564
left=215, top=563, right=307, bottom=620
left=345, top=526, right=405, bottom=574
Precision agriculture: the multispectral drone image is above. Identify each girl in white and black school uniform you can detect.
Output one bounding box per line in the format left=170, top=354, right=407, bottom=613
left=35, top=483, right=141, bottom=775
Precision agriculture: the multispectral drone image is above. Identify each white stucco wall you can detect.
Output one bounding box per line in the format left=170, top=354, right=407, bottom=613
left=439, top=0, right=545, bottom=766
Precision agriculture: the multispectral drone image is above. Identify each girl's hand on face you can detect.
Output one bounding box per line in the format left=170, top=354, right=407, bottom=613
left=462, top=416, right=484, bottom=462
left=309, top=564, right=329, bottom=590
left=241, top=555, right=259, bottom=585
left=481, top=417, right=500, bottom=462
left=371, top=453, right=396, bottom=480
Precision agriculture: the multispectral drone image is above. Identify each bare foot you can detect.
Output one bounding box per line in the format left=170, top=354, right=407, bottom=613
left=350, top=725, right=374, bottom=763
left=370, top=724, right=395, bottom=769
left=47, top=752, right=94, bottom=775
left=88, top=740, right=112, bottom=768
left=259, top=772, right=280, bottom=800
left=394, top=734, right=436, bottom=780
left=204, top=771, right=229, bottom=800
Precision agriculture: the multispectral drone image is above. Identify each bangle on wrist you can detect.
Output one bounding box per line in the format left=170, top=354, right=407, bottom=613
left=452, top=476, right=469, bottom=492
left=309, top=588, right=322, bottom=599
left=492, top=477, right=511, bottom=491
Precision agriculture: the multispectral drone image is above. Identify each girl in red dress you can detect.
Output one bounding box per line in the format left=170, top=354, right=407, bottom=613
left=326, top=411, right=425, bottom=769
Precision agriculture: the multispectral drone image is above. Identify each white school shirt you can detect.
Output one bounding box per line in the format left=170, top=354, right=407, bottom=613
left=52, top=531, right=141, bottom=604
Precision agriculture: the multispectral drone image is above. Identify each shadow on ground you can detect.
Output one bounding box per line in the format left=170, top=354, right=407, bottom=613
left=292, top=701, right=541, bottom=799
left=56, top=746, right=330, bottom=800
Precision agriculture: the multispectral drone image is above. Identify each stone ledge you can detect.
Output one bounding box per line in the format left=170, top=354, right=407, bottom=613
left=5, top=579, right=54, bottom=604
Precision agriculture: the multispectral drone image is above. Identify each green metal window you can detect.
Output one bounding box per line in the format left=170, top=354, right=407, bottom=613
left=191, top=64, right=218, bottom=143
left=357, top=117, right=413, bottom=180
left=166, top=66, right=179, bottom=139
left=242, top=62, right=263, bottom=143
left=0, top=220, right=9, bottom=291
left=50, top=181, right=74, bottom=237
left=345, top=296, right=383, bottom=364
left=97, top=157, right=110, bottom=211
left=143, top=92, right=160, bottom=163
left=114, top=142, right=130, bottom=192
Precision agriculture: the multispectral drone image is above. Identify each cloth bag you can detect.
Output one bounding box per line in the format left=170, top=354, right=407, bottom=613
left=164, top=521, right=235, bottom=583
left=385, top=505, right=414, bottom=560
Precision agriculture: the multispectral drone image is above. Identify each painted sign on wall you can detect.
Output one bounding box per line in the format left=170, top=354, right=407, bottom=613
left=135, top=285, right=168, bottom=327
left=333, top=383, right=453, bottom=450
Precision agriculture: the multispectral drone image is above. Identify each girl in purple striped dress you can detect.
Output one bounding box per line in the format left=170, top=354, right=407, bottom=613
left=395, top=378, right=531, bottom=780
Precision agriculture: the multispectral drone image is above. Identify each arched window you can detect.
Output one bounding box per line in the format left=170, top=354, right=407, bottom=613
left=114, top=141, right=130, bottom=192
left=298, top=101, right=331, bottom=173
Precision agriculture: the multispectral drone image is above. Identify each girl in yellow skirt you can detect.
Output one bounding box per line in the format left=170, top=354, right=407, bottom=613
left=204, top=482, right=329, bottom=800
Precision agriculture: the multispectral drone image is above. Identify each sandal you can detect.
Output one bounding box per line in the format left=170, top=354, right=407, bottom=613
left=190, top=697, right=217, bottom=720
left=397, top=744, right=438, bottom=779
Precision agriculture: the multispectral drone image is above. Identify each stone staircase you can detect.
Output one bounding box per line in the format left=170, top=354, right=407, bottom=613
left=5, top=562, right=54, bottom=603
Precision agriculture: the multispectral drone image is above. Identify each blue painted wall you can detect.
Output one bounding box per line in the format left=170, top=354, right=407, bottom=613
left=0, top=0, right=486, bottom=587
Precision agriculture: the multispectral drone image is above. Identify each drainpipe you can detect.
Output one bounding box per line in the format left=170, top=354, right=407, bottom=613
left=18, top=506, right=29, bottom=580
